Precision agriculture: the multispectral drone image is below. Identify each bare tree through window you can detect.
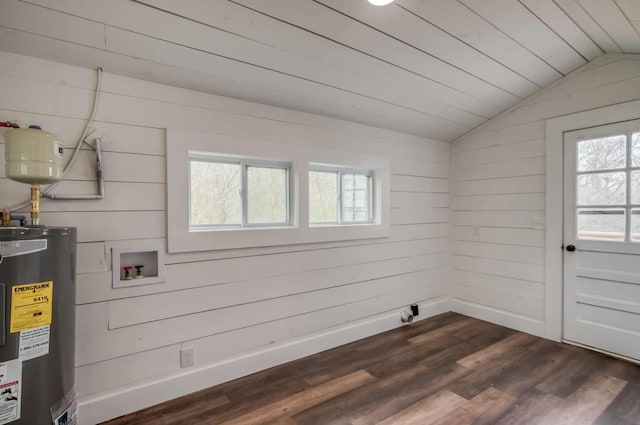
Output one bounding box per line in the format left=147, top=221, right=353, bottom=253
left=576, top=134, right=640, bottom=241
left=309, top=171, right=338, bottom=223
left=190, top=160, right=289, bottom=227
left=247, top=166, right=288, bottom=224
left=309, top=169, right=372, bottom=224
left=191, top=161, right=241, bottom=226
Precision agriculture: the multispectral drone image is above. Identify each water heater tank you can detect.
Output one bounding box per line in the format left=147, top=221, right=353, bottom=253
left=0, top=227, right=77, bottom=425
left=5, top=127, right=64, bottom=185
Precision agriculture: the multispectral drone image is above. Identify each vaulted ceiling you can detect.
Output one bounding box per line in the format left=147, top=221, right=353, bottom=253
left=1, top=0, right=640, bottom=141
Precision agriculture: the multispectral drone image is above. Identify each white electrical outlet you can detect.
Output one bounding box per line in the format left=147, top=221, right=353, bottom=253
left=180, top=347, right=195, bottom=368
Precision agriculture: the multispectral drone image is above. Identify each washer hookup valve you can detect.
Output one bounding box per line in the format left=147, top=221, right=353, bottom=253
left=134, top=265, right=144, bottom=278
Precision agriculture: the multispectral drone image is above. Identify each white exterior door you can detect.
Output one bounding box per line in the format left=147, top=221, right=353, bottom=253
left=563, top=119, right=640, bottom=362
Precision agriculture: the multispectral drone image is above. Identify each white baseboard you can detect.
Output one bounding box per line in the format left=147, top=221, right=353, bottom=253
left=78, top=297, right=449, bottom=425
left=451, top=299, right=545, bottom=338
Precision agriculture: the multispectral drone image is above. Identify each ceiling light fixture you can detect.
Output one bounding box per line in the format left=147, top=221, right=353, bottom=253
left=368, top=0, right=395, bottom=5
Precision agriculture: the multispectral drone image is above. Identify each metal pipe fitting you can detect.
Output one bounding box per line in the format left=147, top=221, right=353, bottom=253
left=1, top=211, right=10, bottom=227
left=30, top=185, right=41, bottom=225
left=401, top=310, right=414, bottom=323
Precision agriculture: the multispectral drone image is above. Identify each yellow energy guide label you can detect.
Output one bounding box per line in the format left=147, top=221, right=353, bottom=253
left=10, top=281, right=53, bottom=333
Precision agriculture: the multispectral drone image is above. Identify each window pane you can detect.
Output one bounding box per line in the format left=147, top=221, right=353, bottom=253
left=577, top=172, right=626, bottom=205
left=309, top=171, right=338, bottom=223
left=577, top=208, right=625, bottom=241
left=632, top=171, right=640, bottom=205
left=342, top=173, right=371, bottom=222
left=633, top=133, right=640, bottom=167
left=247, top=166, right=288, bottom=224
left=577, top=135, right=626, bottom=172
left=190, top=161, right=241, bottom=226
left=632, top=210, right=640, bottom=242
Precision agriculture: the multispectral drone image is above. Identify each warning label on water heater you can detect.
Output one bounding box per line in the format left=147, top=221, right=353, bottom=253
left=0, top=359, right=21, bottom=425
left=19, top=325, right=50, bottom=361
left=10, top=281, right=53, bottom=333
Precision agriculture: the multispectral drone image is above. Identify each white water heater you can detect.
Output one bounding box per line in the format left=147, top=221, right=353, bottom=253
left=5, top=127, right=64, bottom=185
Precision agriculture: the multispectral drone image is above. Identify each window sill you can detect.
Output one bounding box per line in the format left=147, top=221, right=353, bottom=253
left=169, top=222, right=390, bottom=253
left=190, top=225, right=294, bottom=232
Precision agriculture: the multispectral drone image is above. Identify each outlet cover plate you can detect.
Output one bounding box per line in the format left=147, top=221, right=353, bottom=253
left=180, top=347, right=195, bottom=368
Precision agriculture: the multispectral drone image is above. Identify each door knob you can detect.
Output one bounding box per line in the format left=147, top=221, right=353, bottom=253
left=566, top=245, right=576, bottom=252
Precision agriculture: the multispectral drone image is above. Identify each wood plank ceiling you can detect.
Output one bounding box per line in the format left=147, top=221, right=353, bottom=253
left=1, top=0, right=640, bottom=141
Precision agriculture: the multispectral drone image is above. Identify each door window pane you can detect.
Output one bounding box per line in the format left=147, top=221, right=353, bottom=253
left=309, top=171, right=338, bottom=223
left=247, top=166, right=288, bottom=224
left=342, top=173, right=371, bottom=222
left=632, top=210, right=640, bottom=242
left=632, top=133, right=640, bottom=167
left=632, top=171, right=640, bottom=205
left=577, top=208, right=625, bottom=241
left=577, top=172, right=626, bottom=205
left=190, top=161, right=241, bottom=226
left=577, top=135, right=626, bottom=172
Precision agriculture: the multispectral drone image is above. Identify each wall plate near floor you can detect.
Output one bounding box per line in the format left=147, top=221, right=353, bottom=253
left=180, top=347, right=195, bottom=368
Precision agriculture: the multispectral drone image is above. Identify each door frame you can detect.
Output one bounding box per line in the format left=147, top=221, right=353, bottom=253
left=545, top=99, right=640, bottom=341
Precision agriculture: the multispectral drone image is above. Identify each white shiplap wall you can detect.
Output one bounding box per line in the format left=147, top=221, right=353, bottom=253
left=0, top=51, right=450, bottom=424
left=451, top=54, right=640, bottom=337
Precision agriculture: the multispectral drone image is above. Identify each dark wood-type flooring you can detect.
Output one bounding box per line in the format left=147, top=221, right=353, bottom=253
left=103, top=312, right=640, bottom=424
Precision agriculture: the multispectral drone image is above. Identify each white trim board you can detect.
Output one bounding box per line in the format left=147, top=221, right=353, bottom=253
left=76, top=297, right=449, bottom=425
left=544, top=99, right=640, bottom=341
left=451, top=299, right=545, bottom=337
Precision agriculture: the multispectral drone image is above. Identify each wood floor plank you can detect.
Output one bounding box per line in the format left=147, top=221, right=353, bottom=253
left=622, top=384, right=640, bottom=425
left=387, top=311, right=469, bottom=342
left=101, top=313, right=640, bottom=425
left=366, top=321, right=511, bottom=379
left=494, top=345, right=575, bottom=397
left=532, top=373, right=628, bottom=425
left=293, top=364, right=432, bottom=425
left=451, top=318, right=510, bottom=341
left=180, top=366, right=313, bottom=423
left=601, top=357, right=640, bottom=383
left=407, top=317, right=476, bottom=345
left=105, top=392, right=230, bottom=425
left=300, top=334, right=406, bottom=386
left=595, top=417, right=637, bottom=425
left=434, top=387, right=516, bottom=425
left=495, top=389, right=563, bottom=425
left=414, top=324, right=516, bottom=373
left=375, top=390, right=467, bottom=425
left=526, top=336, right=561, bottom=352
left=594, top=382, right=640, bottom=425
left=184, top=349, right=321, bottom=420
left=217, top=369, right=375, bottom=425
left=448, top=345, right=535, bottom=399
left=535, top=349, right=603, bottom=398
left=295, top=364, right=469, bottom=425
left=457, top=332, right=537, bottom=369
left=261, top=417, right=298, bottom=425
left=346, top=364, right=471, bottom=425
left=293, top=313, right=465, bottom=387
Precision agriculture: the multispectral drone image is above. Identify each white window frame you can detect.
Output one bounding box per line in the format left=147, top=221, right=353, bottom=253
left=189, top=153, right=292, bottom=229
left=309, top=165, right=374, bottom=225
left=167, top=128, right=390, bottom=253
left=572, top=131, right=639, bottom=243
